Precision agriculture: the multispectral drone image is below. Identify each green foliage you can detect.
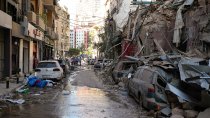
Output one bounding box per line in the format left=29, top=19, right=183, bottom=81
left=67, top=48, right=80, bottom=57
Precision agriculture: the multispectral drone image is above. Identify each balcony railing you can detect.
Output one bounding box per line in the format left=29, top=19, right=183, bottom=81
left=44, top=0, right=57, bottom=6
left=27, top=11, right=36, bottom=25
left=45, top=27, right=58, bottom=40
left=36, top=15, right=45, bottom=30
left=45, top=27, right=52, bottom=37
left=51, top=31, right=59, bottom=40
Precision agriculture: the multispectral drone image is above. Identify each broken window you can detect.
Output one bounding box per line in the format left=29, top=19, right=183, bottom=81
left=157, top=76, right=167, bottom=88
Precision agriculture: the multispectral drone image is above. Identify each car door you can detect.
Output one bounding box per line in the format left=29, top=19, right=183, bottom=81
left=128, top=69, right=141, bottom=96
left=153, top=73, right=168, bottom=103
left=138, top=68, right=155, bottom=99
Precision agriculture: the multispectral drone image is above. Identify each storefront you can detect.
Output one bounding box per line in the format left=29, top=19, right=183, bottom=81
left=43, top=37, right=54, bottom=60
left=12, top=38, right=20, bottom=74
left=0, top=10, right=12, bottom=79
left=27, top=23, right=44, bottom=71
left=0, top=29, right=5, bottom=78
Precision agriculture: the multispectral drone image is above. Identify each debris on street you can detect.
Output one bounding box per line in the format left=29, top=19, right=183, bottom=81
left=62, top=90, right=70, bottom=95
left=5, top=99, right=25, bottom=104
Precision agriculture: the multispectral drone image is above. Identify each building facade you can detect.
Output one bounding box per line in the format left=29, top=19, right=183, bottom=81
left=73, top=28, right=89, bottom=50
left=0, top=0, right=68, bottom=79
left=55, top=5, right=70, bottom=58
left=70, top=29, right=75, bottom=48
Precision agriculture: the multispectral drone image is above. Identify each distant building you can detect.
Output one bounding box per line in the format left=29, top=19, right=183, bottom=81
left=69, top=28, right=89, bottom=50
left=70, top=30, right=75, bottom=48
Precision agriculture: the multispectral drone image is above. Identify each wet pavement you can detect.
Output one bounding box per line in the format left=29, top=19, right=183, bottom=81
left=1, top=66, right=140, bottom=118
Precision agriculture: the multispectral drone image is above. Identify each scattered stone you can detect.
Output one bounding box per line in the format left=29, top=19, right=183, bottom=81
left=118, top=82, right=125, bottom=87
left=101, top=110, right=105, bottom=112
left=184, top=110, right=198, bottom=118
left=182, top=102, right=193, bottom=110
left=114, top=85, right=119, bottom=88
left=62, top=90, right=70, bottom=95
left=172, top=107, right=184, bottom=116
left=197, top=108, right=210, bottom=118
left=170, top=115, right=184, bottom=118
left=147, top=110, right=155, bottom=116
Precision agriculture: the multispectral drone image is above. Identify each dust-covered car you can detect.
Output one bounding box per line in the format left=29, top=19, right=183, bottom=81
left=88, top=58, right=96, bottom=65
left=102, top=59, right=113, bottom=68
left=57, top=59, right=70, bottom=75
left=112, top=60, right=139, bottom=83
left=94, top=59, right=103, bottom=70
left=128, top=66, right=172, bottom=111
left=35, top=60, right=64, bottom=80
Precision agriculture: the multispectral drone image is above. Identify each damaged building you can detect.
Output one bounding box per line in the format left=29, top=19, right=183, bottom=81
left=102, top=0, right=210, bottom=59
left=99, top=0, right=210, bottom=117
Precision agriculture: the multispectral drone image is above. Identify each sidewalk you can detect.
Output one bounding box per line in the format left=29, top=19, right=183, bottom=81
left=0, top=77, right=24, bottom=97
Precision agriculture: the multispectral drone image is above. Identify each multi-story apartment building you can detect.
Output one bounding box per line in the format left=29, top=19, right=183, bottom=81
left=70, top=29, right=75, bottom=48
left=55, top=5, right=70, bottom=58
left=73, top=28, right=89, bottom=50
left=0, top=0, right=66, bottom=79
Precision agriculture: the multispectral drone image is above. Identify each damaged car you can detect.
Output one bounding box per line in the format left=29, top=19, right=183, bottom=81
left=128, top=66, right=173, bottom=111
left=112, top=60, right=139, bottom=83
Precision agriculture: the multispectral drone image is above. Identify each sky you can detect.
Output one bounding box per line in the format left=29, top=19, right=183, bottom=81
left=58, top=0, right=79, bottom=29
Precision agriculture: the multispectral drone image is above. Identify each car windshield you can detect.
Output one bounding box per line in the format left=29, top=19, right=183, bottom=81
left=37, top=62, right=57, bottom=68
left=98, top=60, right=103, bottom=63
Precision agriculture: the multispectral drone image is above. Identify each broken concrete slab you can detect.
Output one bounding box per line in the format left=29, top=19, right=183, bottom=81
left=184, top=110, right=198, bottom=118
left=197, top=108, right=210, bottom=118
left=172, top=107, right=184, bottom=116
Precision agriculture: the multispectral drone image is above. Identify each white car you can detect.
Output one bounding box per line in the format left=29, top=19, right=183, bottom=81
left=35, top=60, right=64, bottom=80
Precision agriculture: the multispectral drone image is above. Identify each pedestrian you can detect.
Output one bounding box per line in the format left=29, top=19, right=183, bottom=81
left=33, top=56, right=39, bottom=69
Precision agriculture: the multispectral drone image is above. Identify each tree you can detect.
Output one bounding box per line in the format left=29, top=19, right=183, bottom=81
left=67, top=48, right=80, bottom=57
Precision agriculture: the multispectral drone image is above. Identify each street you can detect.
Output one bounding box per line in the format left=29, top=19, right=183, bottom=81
left=0, top=66, right=146, bottom=118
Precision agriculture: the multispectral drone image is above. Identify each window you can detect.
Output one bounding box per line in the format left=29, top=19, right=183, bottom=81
left=37, top=62, right=57, bottom=68
left=157, top=76, right=166, bottom=88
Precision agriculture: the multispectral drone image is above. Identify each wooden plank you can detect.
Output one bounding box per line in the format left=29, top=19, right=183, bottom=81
left=153, top=38, right=166, bottom=55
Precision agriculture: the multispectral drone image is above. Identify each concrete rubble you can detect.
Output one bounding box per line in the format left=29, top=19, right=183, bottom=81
left=99, top=0, right=210, bottom=116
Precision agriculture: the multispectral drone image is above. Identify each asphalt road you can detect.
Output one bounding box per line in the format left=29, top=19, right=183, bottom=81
left=1, top=66, right=141, bottom=118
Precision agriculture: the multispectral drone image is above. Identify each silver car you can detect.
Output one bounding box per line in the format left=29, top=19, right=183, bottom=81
left=128, top=66, right=172, bottom=111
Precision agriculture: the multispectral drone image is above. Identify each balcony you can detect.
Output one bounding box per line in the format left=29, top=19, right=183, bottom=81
left=45, top=27, right=52, bottom=37
left=36, top=15, right=45, bottom=31
left=0, top=10, right=12, bottom=29
left=51, top=31, right=59, bottom=40
left=12, top=22, right=25, bottom=39
left=44, top=0, right=56, bottom=11
left=27, top=11, right=36, bottom=25
left=45, top=27, right=58, bottom=40
left=44, top=0, right=57, bottom=6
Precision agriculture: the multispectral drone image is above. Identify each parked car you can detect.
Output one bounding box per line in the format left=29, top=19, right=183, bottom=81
left=112, top=60, right=139, bottom=83
left=128, top=66, right=172, bottom=111
left=94, top=59, right=103, bottom=70
left=35, top=60, right=64, bottom=80
left=102, top=59, right=113, bottom=68
left=57, top=59, right=70, bottom=75
left=88, top=58, right=95, bottom=65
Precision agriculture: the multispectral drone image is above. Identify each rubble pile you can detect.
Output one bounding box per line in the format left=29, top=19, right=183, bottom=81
left=99, top=0, right=210, bottom=116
